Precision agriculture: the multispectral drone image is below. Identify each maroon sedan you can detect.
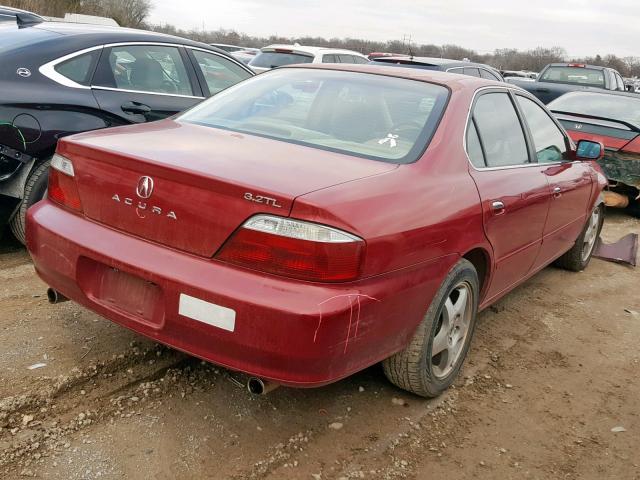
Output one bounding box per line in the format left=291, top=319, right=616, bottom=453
left=26, top=65, right=606, bottom=397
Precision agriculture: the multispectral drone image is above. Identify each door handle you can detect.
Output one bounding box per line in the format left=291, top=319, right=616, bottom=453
left=552, top=186, right=562, bottom=198
left=121, top=101, right=151, bottom=115
left=491, top=200, right=505, bottom=214
left=535, top=87, right=550, bottom=93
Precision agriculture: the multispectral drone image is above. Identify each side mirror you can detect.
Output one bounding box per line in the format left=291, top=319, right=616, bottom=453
left=575, top=139, right=604, bottom=160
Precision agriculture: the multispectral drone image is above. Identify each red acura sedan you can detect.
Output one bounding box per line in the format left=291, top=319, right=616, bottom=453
left=27, top=65, right=607, bottom=397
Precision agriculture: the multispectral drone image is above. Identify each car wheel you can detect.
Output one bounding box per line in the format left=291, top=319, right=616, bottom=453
left=555, top=203, right=604, bottom=272
left=382, top=259, right=479, bottom=398
left=9, top=158, right=51, bottom=245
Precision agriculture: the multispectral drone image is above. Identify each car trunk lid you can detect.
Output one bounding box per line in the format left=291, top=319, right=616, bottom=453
left=59, top=120, right=396, bottom=257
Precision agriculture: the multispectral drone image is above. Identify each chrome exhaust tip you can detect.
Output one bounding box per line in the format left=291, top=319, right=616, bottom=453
left=47, top=288, right=69, bottom=304
left=247, top=377, right=280, bottom=395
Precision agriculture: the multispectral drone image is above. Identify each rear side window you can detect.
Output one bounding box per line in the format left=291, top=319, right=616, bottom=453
left=472, top=92, right=529, bottom=167
left=54, top=50, right=100, bottom=86
left=249, top=52, right=314, bottom=68
left=337, top=54, right=357, bottom=63
left=480, top=68, right=501, bottom=81
left=516, top=95, right=568, bottom=163
left=352, top=56, right=369, bottom=64
left=463, top=67, right=481, bottom=77
left=192, top=50, right=252, bottom=96
left=94, top=45, right=193, bottom=95
left=466, top=121, right=486, bottom=167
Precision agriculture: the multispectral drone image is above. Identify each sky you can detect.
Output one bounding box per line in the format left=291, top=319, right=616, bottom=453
left=148, top=0, right=639, bottom=58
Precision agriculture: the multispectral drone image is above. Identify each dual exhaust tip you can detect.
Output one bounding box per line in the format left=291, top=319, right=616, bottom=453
left=47, top=288, right=69, bottom=304
left=46, top=288, right=279, bottom=395
left=247, top=377, right=280, bottom=395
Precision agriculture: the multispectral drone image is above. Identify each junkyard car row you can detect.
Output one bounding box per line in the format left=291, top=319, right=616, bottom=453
left=0, top=7, right=637, bottom=399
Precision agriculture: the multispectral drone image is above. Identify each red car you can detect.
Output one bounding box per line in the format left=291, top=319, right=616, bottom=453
left=26, top=65, right=607, bottom=397
left=549, top=90, right=640, bottom=216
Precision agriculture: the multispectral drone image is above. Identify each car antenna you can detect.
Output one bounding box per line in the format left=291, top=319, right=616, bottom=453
left=0, top=7, right=45, bottom=28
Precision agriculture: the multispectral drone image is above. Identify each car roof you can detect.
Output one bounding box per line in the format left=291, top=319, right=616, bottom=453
left=27, top=21, right=225, bottom=52
left=261, top=44, right=367, bottom=57
left=371, top=56, right=496, bottom=70
left=545, top=63, right=611, bottom=71
left=281, top=63, right=508, bottom=90
left=550, top=89, right=640, bottom=102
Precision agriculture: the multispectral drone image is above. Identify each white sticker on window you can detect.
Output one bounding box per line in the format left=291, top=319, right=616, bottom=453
left=378, top=133, right=399, bottom=148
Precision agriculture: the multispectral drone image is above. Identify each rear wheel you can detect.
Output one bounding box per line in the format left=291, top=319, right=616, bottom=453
left=555, top=204, right=604, bottom=272
left=382, top=259, right=479, bottom=398
left=9, top=158, right=51, bottom=245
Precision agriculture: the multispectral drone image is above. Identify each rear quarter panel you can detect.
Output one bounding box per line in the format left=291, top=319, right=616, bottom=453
left=291, top=85, right=491, bottom=349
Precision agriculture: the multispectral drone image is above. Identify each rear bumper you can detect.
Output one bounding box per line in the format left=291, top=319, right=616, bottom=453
left=26, top=201, right=455, bottom=387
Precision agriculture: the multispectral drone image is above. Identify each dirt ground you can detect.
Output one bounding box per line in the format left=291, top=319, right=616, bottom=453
left=0, top=211, right=638, bottom=480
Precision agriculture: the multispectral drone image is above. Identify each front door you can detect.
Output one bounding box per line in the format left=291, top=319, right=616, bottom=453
left=466, top=91, right=551, bottom=300
left=91, top=44, right=203, bottom=125
left=513, top=94, right=593, bottom=267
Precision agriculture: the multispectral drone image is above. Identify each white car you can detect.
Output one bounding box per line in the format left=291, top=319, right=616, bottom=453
left=248, top=44, right=369, bottom=73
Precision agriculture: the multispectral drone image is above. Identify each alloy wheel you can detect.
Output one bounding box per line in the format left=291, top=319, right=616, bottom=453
left=431, top=281, right=473, bottom=379
left=581, top=207, right=601, bottom=262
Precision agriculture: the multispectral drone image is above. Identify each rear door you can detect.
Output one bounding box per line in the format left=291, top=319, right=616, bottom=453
left=91, top=43, right=204, bottom=124
left=467, top=89, right=551, bottom=300
left=514, top=94, right=593, bottom=266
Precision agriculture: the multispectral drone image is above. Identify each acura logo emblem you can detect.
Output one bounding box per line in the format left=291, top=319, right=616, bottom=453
left=136, top=176, right=154, bottom=199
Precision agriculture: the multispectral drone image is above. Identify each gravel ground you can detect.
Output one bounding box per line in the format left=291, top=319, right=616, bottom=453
left=0, top=210, right=638, bottom=479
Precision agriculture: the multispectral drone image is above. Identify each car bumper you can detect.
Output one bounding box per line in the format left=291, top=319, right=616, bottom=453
left=26, top=201, right=455, bottom=387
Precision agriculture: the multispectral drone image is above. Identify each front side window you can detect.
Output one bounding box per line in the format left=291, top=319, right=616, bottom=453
left=322, top=54, right=337, bottom=63
left=54, top=50, right=100, bottom=86
left=192, top=50, right=252, bottom=95
left=473, top=92, right=529, bottom=167
left=516, top=95, right=568, bottom=163
left=94, top=45, right=193, bottom=95
left=179, top=69, right=449, bottom=163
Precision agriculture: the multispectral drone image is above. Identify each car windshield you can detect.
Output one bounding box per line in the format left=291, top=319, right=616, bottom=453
left=540, top=66, right=605, bottom=87
left=549, top=92, right=640, bottom=129
left=249, top=51, right=314, bottom=68
left=179, top=69, right=449, bottom=163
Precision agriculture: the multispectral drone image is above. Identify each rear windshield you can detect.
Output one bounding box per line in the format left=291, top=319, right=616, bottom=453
left=249, top=51, right=314, bottom=68
left=179, top=69, right=449, bottom=163
left=549, top=92, right=640, bottom=128
left=540, top=66, right=605, bottom=87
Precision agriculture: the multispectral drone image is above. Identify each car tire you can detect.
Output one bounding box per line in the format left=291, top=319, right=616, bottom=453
left=382, top=258, right=479, bottom=398
left=9, top=158, right=51, bottom=245
left=555, top=203, right=604, bottom=272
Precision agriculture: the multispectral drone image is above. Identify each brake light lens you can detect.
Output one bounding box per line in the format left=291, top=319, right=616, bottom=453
left=216, top=215, right=365, bottom=282
left=568, top=63, right=586, bottom=68
left=48, top=153, right=82, bottom=212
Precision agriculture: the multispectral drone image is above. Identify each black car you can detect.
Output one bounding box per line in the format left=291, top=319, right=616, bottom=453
left=368, top=56, right=505, bottom=82
left=0, top=11, right=254, bottom=243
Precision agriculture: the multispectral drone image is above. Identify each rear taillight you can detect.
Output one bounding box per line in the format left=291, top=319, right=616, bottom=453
left=216, top=215, right=364, bottom=282
left=48, top=153, right=82, bottom=212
